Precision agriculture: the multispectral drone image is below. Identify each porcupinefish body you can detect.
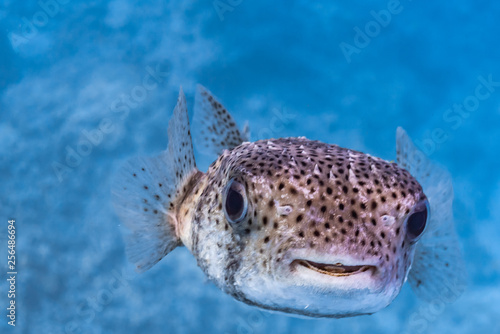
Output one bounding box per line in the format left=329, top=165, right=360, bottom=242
left=112, top=86, right=465, bottom=318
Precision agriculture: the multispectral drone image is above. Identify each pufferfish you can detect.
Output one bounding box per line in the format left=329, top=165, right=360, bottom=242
left=112, top=86, right=465, bottom=318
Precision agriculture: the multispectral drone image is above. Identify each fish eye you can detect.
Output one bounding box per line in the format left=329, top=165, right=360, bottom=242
left=223, top=179, right=248, bottom=224
left=406, top=200, right=430, bottom=242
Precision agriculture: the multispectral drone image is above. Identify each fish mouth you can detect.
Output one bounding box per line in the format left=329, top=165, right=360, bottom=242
left=292, top=259, right=376, bottom=277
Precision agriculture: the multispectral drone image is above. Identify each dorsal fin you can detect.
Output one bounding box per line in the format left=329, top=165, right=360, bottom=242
left=193, top=84, right=249, bottom=158
left=396, top=127, right=467, bottom=301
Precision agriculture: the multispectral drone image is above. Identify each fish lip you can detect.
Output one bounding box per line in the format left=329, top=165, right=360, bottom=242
left=291, top=259, right=377, bottom=277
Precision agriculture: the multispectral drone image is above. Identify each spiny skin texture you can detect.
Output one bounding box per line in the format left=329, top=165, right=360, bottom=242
left=178, top=137, right=427, bottom=317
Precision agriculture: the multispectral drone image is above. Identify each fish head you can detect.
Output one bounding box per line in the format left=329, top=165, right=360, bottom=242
left=189, top=138, right=429, bottom=318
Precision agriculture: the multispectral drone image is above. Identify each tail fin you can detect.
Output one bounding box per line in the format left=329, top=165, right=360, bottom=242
left=112, top=88, right=197, bottom=272
left=396, top=127, right=467, bottom=302
left=193, top=84, right=249, bottom=158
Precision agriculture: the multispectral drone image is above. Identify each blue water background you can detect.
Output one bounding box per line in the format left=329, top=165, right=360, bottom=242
left=1, top=1, right=500, bottom=333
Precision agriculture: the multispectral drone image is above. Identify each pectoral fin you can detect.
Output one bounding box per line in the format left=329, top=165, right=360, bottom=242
left=396, top=127, right=467, bottom=302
